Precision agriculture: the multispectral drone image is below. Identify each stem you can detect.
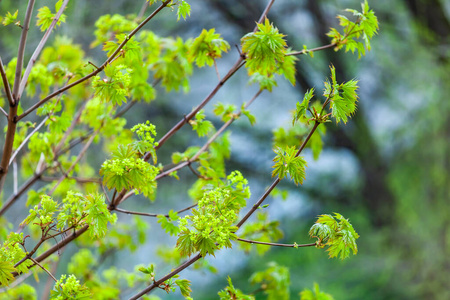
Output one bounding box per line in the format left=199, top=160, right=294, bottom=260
left=0, top=106, right=7, bottom=118
left=0, top=0, right=36, bottom=190
left=0, top=170, right=44, bottom=216
left=236, top=237, right=316, bottom=248
left=18, top=0, right=70, bottom=99
left=48, top=130, right=99, bottom=196
left=114, top=203, right=197, bottom=218
left=286, top=43, right=336, bottom=56
left=12, top=0, right=36, bottom=102
left=156, top=89, right=262, bottom=180
left=150, top=59, right=245, bottom=155
left=0, top=56, right=14, bottom=107
left=9, top=116, right=48, bottom=165
left=129, top=253, right=202, bottom=300
left=29, top=257, right=58, bottom=283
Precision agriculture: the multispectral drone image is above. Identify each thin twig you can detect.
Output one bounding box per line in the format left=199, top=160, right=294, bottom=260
left=29, top=257, right=58, bottom=283
left=156, top=89, right=263, bottom=180
left=48, top=130, right=99, bottom=195
left=0, top=106, right=7, bottom=117
left=9, top=116, right=48, bottom=165
left=13, top=159, right=18, bottom=194
left=114, top=207, right=158, bottom=217
left=286, top=43, right=336, bottom=56
left=237, top=237, right=316, bottom=248
left=213, top=60, right=221, bottom=81
left=0, top=56, right=14, bottom=107
left=12, top=0, right=36, bottom=102
left=0, top=169, right=44, bottom=216
left=114, top=203, right=197, bottom=218
left=18, top=0, right=70, bottom=99
left=0, top=0, right=36, bottom=189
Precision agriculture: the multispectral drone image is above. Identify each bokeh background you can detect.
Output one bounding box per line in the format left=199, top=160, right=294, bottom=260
left=1, top=0, right=449, bottom=299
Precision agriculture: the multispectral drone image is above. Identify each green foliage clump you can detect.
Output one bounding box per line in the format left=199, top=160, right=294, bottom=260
left=177, top=171, right=250, bottom=257
left=300, top=283, right=334, bottom=300
left=309, top=213, right=359, bottom=260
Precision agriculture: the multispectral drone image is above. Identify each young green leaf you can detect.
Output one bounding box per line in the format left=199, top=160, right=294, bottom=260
left=300, top=283, right=335, bottom=300
left=2, top=10, right=18, bottom=26
left=309, top=213, right=359, bottom=260
left=272, top=146, right=307, bottom=185
left=188, top=28, right=230, bottom=67
left=241, top=18, right=287, bottom=76
left=293, top=88, right=314, bottom=125
left=177, top=1, right=191, bottom=21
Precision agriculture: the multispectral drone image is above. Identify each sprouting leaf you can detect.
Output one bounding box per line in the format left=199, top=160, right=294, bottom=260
left=248, top=72, right=277, bottom=92
left=277, top=52, right=298, bottom=86
left=218, top=277, right=255, bottom=300
left=272, top=146, right=307, bottom=185
left=177, top=1, right=191, bottom=21
left=327, top=0, right=379, bottom=57
left=324, top=66, right=359, bottom=124
left=36, top=0, right=67, bottom=32
left=2, top=10, right=18, bottom=26
left=309, top=213, right=359, bottom=260
left=188, top=28, right=230, bottom=67
left=175, top=279, right=192, bottom=297
left=300, top=283, right=335, bottom=300
left=189, top=110, right=214, bottom=137
left=241, top=18, right=287, bottom=76
left=293, top=88, right=314, bottom=125
left=0, top=259, right=16, bottom=287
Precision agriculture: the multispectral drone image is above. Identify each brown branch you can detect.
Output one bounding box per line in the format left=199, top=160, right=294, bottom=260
left=0, top=56, right=14, bottom=107
left=149, top=59, right=246, bottom=155
left=0, top=0, right=36, bottom=190
left=114, top=203, right=197, bottom=218
left=9, top=116, right=48, bottom=165
left=12, top=0, right=36, bottom=103
left=48, top=130, right=99, bottom=195
left=18, top=0, right=70, bottom=99
left=286, top=43, right=336, bottom=56
left=29, top=257, right=58, bottom=283
left=0, top=169, right=44, bottom=216
left=236, top=237, right=316, bottom=248
left=156, top=89, right=263, bottom=180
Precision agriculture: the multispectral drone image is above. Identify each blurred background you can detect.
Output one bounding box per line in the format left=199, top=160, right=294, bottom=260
left=1, top=0, right=449, bottom=299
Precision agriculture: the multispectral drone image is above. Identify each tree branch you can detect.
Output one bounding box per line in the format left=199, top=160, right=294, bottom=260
left=0, top=56, right=14, bottom=107
left=156, top=89, right=263, bottom=180
left=286, top=43, right=336, bottom=56
left=236, top=237, right=316, bottom=248
left=18, top=0, right=70, bottom=99
left=0, top=0, right=36, bottom=190
left=9, top=116, right=48, bottom=165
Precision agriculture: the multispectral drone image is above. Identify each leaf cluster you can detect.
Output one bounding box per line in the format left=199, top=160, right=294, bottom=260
left=324, top=65, right=359, bottom=124
left=36, top=0, right=67, bottom=32
left=188, top=28, right=230, bottom=67
left=309, top=213, right=359, bottom=260
left=327, top=0, right=379, bottom=57
left=272, top=145, right=307, bottom=185
left=176, top=171, right=250, bottom=257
